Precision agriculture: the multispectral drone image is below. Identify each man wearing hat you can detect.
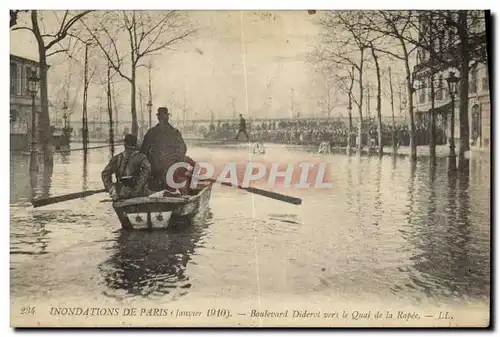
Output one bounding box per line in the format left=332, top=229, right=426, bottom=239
left=102, top=134, right=151, bottom=200
left=140, top=106, right=187, bottom=191
left=235, top=114, right=249, bottom=141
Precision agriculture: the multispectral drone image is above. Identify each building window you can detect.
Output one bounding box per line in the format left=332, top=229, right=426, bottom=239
left=20, top=65, right=26, bottom=96
left=482, top=74, right=489, bottom=91
left=10, top=63, right=18, bottom=94
left=436, top=75, right=444, bottom=100
left=25, top=66, right=34, bottom=95
left=10, top=110, right=18, bottom=123
left=419, top=85, right=426, bottom=104
left=428, top=78, right=433, bottom=102
left=470, top=66, right=478, bottom=93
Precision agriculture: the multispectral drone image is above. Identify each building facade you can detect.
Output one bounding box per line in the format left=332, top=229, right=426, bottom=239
left=10, top=54, right=42, bottom=151
left=413, top=11, right=490, bottom=149
left=413, top=63, right=490, bottom=148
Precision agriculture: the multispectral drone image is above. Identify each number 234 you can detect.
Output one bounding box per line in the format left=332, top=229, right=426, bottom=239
left=20, top=306, right=35, bottom=315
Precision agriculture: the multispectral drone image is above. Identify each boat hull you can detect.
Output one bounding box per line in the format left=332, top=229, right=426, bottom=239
left=112, top=182, right=212, bottom=230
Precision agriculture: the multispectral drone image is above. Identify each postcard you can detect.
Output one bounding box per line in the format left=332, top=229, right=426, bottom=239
left=9, top=9, right=491, bottom=327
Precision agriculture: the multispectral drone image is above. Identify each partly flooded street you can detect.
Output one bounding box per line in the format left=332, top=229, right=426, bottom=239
left=10, top=143, right=490, bottom=326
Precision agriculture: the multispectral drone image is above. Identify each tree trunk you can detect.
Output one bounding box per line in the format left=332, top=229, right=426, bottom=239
left=458, top=10, right=470, bottom=169
left=38, top=56, right=51, bottom=150
left=403, top=51, right=417, bottom=161
left=347, top=67, right=355, bottom=154
left=82, top=43, right=89, bottom=152
left=107, top=64, right=115, bottom=156
left=130, top=68, right=138, bottom=136
left=32, top=10, right=50, bottom=150
left=347, top=98, right=353, bottom=153
left=371, top=47, right=383, bottom=155
left=357, top=48, right=364, bottom=152
left=389, top=67, right=397, bottom=152
left=429, top=74, right=436, bottom=161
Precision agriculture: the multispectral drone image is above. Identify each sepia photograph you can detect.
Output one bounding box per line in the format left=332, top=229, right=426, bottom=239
left=8, top=7, right=491, bottom=328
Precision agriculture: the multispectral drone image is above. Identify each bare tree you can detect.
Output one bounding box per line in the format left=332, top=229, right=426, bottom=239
left=80, top=10, right=197, bottom=136
left=12, top=10, right=92, bottom=150
left=313, top=11, right=373, bottom=151
left=357, top=11, right=420, bottom=161
left=317, top=70, right=337, bottom=119
left=367, top=42, right=383, bottom=155
left=106, top=62, right=116, bottom=155
left=387, top=67, right=398, bottom=152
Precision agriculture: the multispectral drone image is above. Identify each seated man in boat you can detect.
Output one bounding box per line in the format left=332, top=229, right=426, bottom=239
left=174, top=155, right=196, bottom=195
left=140, top=106, right=187, bottom=192
left=102, top=134, right=151, bottom=201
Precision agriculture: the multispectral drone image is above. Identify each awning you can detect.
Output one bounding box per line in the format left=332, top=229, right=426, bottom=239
left=432, top=101, right=452, bottom=114
left=415, top=101, right=452, bottom=115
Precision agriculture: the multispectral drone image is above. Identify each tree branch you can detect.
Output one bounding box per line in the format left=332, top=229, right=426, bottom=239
left=46, top=48, right=69, bottom=57
left=78, top=17, right=132, bottom=83
left=45, top=10, right=93, bottom=51
left=137, top=29, right=196, bottom=59
left=11, top=26, right=33, bottom=32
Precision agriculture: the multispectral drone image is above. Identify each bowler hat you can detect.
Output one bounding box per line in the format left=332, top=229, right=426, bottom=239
left=158, top=107, right=169, bottom=115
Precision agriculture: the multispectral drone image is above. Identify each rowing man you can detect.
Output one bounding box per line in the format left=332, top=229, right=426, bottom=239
left=102, top=134, right=151, bottom=201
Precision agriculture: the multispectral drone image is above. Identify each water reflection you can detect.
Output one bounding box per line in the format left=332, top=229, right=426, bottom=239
left=10, top=145, right=490, bottom=304
left=373, top=156, right=382, bottom=226
left=29, top=151, right=38, bottom=172
left=60, top=150, right=71, bottom=164
left=82, top=152, right=89, bottom=191
left=355, top=155, right=363, bottom=220
left=10, top=211, right=56, bottom=258
left=41, top=151, right=54, bottom=198
left=400, top=157, right=489, bottom=300
left=345, top=156, right=354, bottom=213
left=10, top=151, right=55, bottom=205
left=99, top=208, right=213, bottom=298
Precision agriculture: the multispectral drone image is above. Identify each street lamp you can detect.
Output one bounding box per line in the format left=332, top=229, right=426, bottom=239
left=62, top=100, right=68, bottom=129
left=27, top=69, right=40, bottom=151
left=147, top=100, right=153, bottom=128
left=446, top=71, right=459, bottom=158
left=347, top=102, right=353, bottom=151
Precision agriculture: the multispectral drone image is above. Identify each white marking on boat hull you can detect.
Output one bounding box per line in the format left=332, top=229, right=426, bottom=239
left=126, top=213, right=149, bottom=229
left=125, top=212, right=172, bottom=229
left=150, top=212, right=172, bottom=229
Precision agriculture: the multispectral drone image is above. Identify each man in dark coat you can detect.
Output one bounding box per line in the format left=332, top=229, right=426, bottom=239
left=140, top=106, right=187, bottom=191
left=235, top=114, right=249, bottom=141
left=102, top=134, right=151, bottom=200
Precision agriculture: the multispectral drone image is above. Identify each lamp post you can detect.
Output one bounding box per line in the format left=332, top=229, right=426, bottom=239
left=147, top=100, right=153, bottom=128
left=27, top=69, right=40, bottom=151
left=62, top=101, right=68, bottom=129
left=347, top=102, right=353, bottom=152
left=446, top=71, right=459, bottom=158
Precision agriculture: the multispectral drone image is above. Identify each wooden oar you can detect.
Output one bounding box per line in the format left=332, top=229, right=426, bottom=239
left=32, top=189, right=107, bottom=208
left=202, top=178, right=302, bottom=205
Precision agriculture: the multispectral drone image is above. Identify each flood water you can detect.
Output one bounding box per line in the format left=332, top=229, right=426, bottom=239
left=10, top=143, right=490, bottom=313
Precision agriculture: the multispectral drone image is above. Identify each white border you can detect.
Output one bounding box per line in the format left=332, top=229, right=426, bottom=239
left=2, top=1, right=498, bottom=336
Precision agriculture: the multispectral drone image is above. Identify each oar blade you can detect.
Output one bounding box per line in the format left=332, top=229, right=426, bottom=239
left=201, top=178, right=302, bottom=205
left=246, top=187, right=302, bottom=205
left=32, top=189, right=106, bottom=208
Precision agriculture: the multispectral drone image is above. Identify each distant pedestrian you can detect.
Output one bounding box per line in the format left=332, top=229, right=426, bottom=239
left=235, top=114, right=249, bottom=141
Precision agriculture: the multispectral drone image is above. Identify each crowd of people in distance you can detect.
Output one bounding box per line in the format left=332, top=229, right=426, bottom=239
left=202, top=117, right=448, bottom=148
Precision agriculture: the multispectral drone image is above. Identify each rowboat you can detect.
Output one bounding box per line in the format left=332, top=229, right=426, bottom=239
left=112, top=181, right=213, bottom=230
